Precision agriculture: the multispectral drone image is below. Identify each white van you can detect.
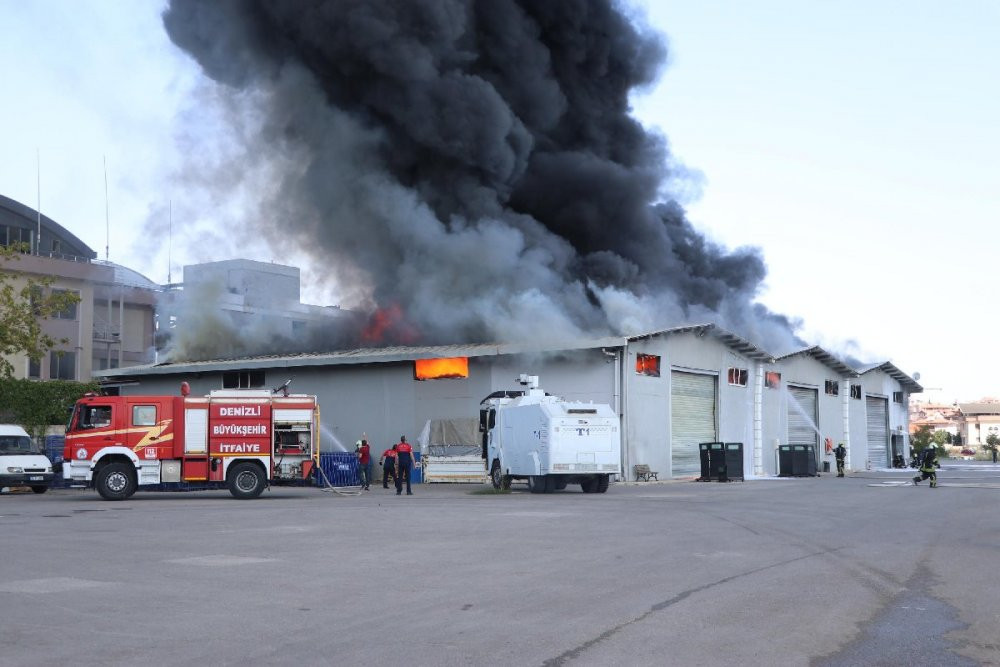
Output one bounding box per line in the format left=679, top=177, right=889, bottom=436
left=0, top=425, right=55, bottom=494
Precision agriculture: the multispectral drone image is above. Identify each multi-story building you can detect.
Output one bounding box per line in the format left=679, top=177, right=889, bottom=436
left=1, top=194, right=158, bottom=380
left=956, top=402, right=1000, bottom=447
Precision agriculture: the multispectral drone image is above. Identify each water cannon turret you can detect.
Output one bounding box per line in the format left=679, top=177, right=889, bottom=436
left=517, top=374, right=539, bottom=389
left=517, top=374, right=544, bottom=397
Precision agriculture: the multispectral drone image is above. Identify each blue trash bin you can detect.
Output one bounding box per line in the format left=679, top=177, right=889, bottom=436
left=411, top=451, right=422, bottom=484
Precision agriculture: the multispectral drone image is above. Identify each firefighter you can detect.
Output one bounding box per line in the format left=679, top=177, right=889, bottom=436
left=912, top=448, right=940, bottom=488
left=833, top=442, right=847, bottom=477
left=381, top=444, right=398, bottom=489
left=395, top=435, right=414, bottom=496
left=356, top=437, right=372, bottom=490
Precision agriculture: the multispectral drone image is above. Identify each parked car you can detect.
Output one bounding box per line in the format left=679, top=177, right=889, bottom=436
left=0, top=425, right=55, bottom=493
left=961, top=448, right=975, bottom=457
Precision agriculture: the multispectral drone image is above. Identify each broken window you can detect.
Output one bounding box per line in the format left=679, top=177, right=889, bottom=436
left=635, top=353, right=660, bottom=377
left=765, top=371, right=781, bottom=389
left=727, top=367, right=748, bottom=386
left=850, top=384, right=862, bottom=400
left=825, top=380, right=839, bottom=396
left=414, top=357, right=469, bottom=380
left=222, top=370, right=266, bottom=389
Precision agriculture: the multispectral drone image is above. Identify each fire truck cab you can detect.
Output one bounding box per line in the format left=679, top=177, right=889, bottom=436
left=63, top=386, right=319, bottom=500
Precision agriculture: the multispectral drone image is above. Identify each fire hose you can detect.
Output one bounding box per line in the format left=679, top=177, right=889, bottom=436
left=314, top=460, right=363, bottom=496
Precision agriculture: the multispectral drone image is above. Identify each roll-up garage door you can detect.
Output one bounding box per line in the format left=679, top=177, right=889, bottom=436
left=671, top=371, right=717, bottom=477
left=866, top=396, right=889, bottom=468
left=787, top=386, right=819, bottom=448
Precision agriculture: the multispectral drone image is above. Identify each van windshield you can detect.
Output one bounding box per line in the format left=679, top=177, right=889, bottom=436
left=0, top=435, right=41, bottom=455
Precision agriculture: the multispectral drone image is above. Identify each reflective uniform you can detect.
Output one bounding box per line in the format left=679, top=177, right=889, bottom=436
left=381, top=448, right=397, bottom=488
left=395, top=441, right=413, bottom=495
left=913, top=451, right=940, bottom=488
left=833, top=444, right=847, bottom=477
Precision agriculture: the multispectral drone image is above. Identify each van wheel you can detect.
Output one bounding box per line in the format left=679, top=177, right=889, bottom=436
left=30, top=486, right=48, bottom=494
left=96, top=462, right=137, bottom=501
left=490, top=461, right=510, bottom=490
left=228, top=462, right=266, bottom=499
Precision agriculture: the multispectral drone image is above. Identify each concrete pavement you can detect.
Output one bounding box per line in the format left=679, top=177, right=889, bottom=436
left=2, top=464, right=999, bottom=666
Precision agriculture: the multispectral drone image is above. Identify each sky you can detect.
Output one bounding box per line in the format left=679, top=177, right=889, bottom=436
left=1, top=1, right=997, bottom=402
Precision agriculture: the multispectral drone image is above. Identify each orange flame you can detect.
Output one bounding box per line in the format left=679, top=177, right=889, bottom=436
left=415, top=357, right=469, bottom=380
left=635, top=353, right=660, bottom=377
left=361, top=304, right=420, bottom=344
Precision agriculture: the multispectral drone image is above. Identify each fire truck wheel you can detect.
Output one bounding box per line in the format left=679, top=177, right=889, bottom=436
left=96, top=462, right=137, bottom=501
left=490, top=461, right=510, bottom=491
left=228, top=462, right=266, bottom=499
left=30, top=486, right=48, bottom=494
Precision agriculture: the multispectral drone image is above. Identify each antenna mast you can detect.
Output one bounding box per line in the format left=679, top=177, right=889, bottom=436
left=168, top=200, right=172, bottom=284
left=36, top=149, right=41, bottom=255
left=104, top=155, right=110, bottom=261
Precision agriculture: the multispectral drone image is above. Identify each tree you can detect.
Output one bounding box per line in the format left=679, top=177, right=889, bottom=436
left=911, top=425, right=933, bottom=452
left=0, top=377, right=98, bottom=442
left=911, top=425, right=946, bottom=458
left=0, top=244, right=80, bottom=378
left=985, top=433, right=999, bottom=458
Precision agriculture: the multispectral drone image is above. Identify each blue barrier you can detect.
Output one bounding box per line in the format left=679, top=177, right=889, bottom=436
left=315, top=451, right=423, bottom=486
left=44, top=435, right=69, bottom=488
left=316, top=452, right=361, bottom=487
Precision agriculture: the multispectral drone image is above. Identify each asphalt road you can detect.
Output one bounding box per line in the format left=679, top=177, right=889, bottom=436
left=2, top=463, right=999, bottom=666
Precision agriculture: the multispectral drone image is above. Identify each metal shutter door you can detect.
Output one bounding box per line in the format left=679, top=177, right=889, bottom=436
left=787, top=386, right=818, bottom=446
left=671, top=371, right=717, bottom=477
left=866, top=396, right=889, bottom=468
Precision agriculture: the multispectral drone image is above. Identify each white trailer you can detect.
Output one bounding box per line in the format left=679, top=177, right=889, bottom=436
left=481, top=375, right=621, bottom=493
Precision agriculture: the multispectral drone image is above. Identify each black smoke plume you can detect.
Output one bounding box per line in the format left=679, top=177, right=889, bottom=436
left=162, top=0, right=799, bottom=354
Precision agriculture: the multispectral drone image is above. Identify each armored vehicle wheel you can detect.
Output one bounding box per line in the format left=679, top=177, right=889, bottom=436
left=228, top=462, right=266, bottom=499
left=580, top=477, right=598, bottom=493
left=490, top=461, right=510, bottom=490
left=96, top=461, right=137, bottom=501
left=596, top=475, right=610, bottom=493
left=528, top=475, right=553, bottom=494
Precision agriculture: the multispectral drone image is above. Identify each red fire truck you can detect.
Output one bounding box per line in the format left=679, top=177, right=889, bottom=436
left=63, top=383, right=319, bottom=500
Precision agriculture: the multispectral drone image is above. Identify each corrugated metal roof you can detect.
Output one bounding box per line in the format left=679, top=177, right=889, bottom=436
left=775, top=346, right=858, bottom=377
left=857, top=361, right=923, bottom=393
left=627, top=323, right=774, bottom=361
left=95, top=336, right=627, bottom=378
left=958, top=402, right=1000, bottom=416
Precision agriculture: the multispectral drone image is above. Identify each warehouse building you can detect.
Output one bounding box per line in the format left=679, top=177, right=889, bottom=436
left=852, top=362, right=922, bottom=469
left=765, top=347, right=859, bottom=475
left=95, top=324, right=921, bottom=479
